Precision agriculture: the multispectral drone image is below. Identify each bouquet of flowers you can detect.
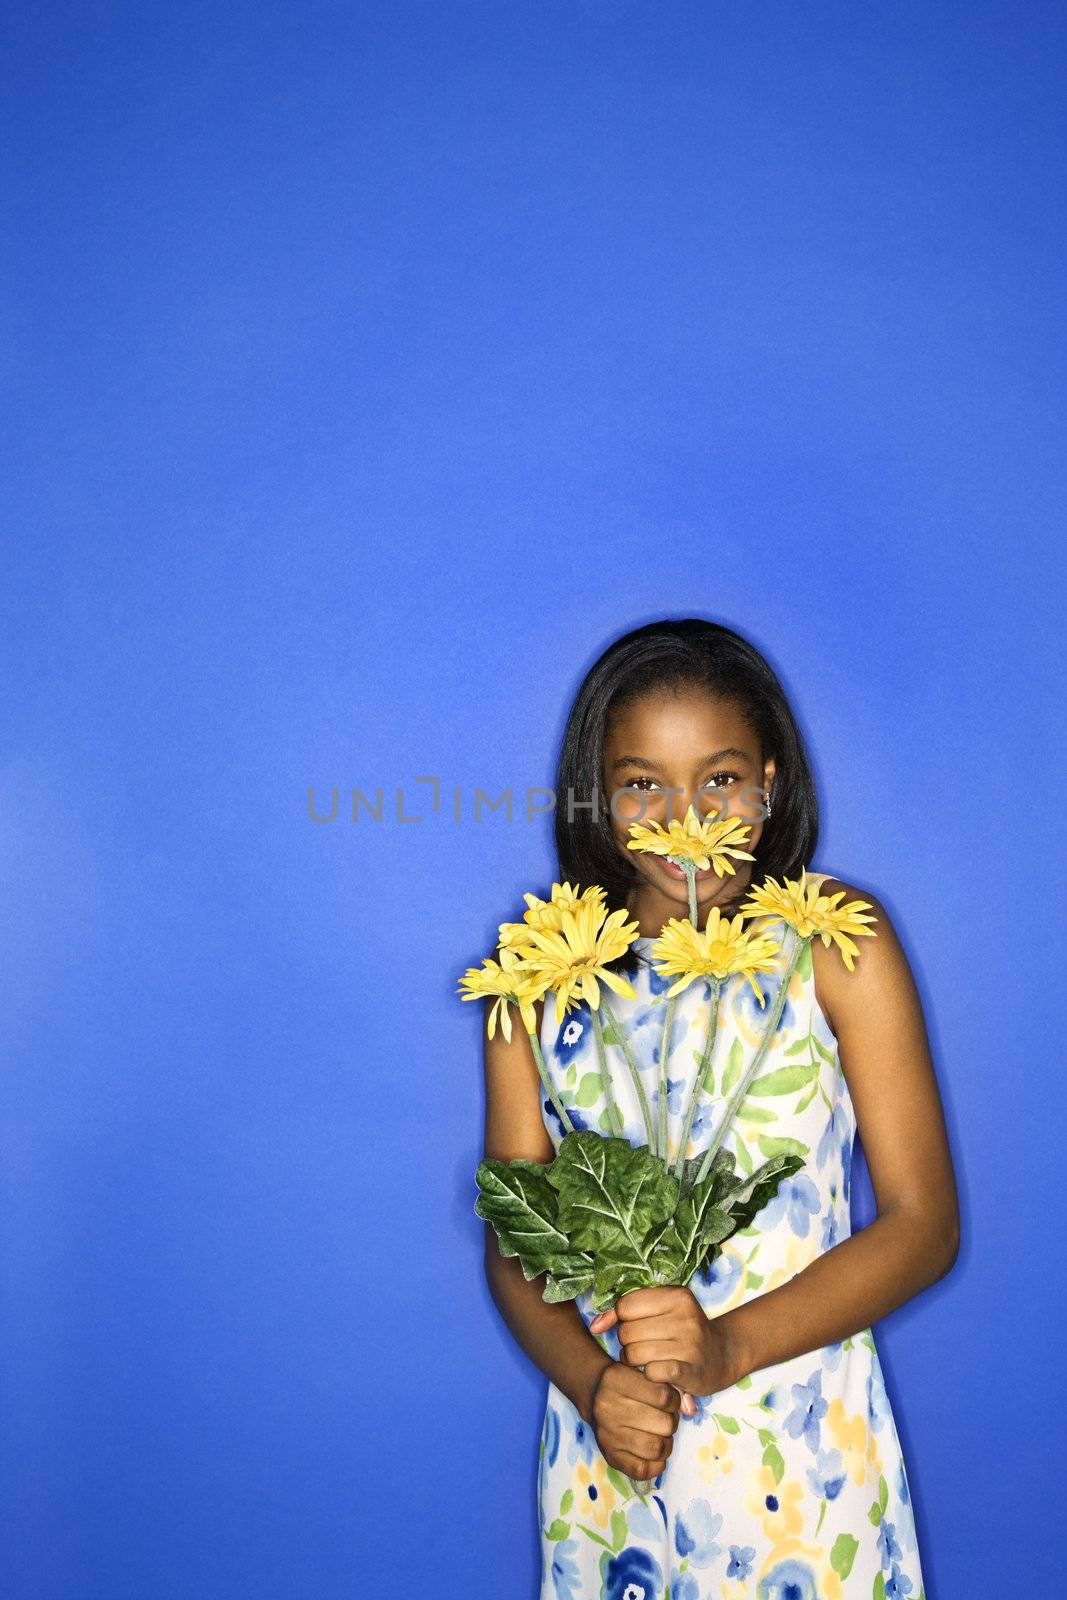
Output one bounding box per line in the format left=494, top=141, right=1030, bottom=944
left=459, top=806, right=878, bottom=1493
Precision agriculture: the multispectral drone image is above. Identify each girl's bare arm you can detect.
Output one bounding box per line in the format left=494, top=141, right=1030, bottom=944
left=479, top=994, right=613, bottom=1425
left=719, top=882, right=961, bottom=1380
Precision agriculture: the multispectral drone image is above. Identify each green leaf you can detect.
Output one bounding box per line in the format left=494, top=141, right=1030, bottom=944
left=756, top=1135, right=809, bottom=1161
left=762, top=1441, right=785, bottom=1484
left=794, top=1081, right=819, bottom=1113
left=782, top=1036, right=810, bottom=1057
left=745, top=1270, right=763, bottom=1289
left=544, top=1262, right=595, bottom=1301
left=746, top=1064, right=816, bottom=1096
left=831, top=1533, right=859, bottom=1581
left=475, top=1158, right=595, bottom=1292
left=575, top=1072, right=603, bottom=1108
left=604, top=1464, right=633, bottom=1499
left=546, top=1519, right=570, bottom=1541
left=720, top=1153, right=806, bottom=1231
left=547, top=1132, right=680, bottom=1307
left=735, top=1138, right=754, bottom=1175
left=735, top=1375, right=752, bottom=1389
left=712, top=1413, right=740, bottom=1434
left=812, top=1033, right=837, bottom=1064
left=610, top=1508, right=628, bottom=1551
left=756, top=1428, right=776, bottom=1446
left=560, top=1488, right=573, bottom=1515
left=795, top=938, right=812, bottom=980
left=721, top=1036, right=744, bottom=1093
left=868, top=1500, right=882, bottom=1527
left=878, top=1474, right=889, bottom=1514
left=736, top=1103, right=778, bottom=1124
left=874, top=1573, right=886, bottom=1600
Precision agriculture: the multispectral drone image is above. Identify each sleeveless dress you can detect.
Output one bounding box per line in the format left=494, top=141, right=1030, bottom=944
left=535, top=873, right=927, bottom=1600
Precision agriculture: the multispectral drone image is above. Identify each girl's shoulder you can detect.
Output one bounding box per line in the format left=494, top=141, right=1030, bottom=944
left=807, top=870, right=899, bottom=1035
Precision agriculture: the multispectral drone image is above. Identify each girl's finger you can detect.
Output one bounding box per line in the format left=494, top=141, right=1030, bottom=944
left=589, top=1306, right=619, bottom=1332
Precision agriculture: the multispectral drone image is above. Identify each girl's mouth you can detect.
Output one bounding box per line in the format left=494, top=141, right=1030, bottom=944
left=653, top=855, right=718, bottom=882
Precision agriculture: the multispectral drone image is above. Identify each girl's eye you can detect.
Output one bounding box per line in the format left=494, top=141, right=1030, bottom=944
left=619, top=771, right=740, bottom=794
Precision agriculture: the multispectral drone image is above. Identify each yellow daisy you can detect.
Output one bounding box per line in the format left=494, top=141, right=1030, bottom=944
left=498, top=881, right=607, bottom=948
left=649, top=907, right=783, bottom=1001
left=626, top=803, right=756, bottom=875
left=516, top=898, right=640, bottom=1024
left=455, top=947, right=549, bottom=1041
left=739, top=869, right=878, bottom=971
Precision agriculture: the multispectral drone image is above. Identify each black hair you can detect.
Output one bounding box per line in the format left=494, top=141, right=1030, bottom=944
left=551, top=617, right=819, bottom=962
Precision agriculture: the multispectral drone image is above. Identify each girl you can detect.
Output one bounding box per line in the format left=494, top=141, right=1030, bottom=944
left=480, top=617, right=958, bottom=1600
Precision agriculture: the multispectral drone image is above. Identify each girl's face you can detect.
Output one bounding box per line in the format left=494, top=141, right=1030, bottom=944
left=601, top=685, right=776, bottom=928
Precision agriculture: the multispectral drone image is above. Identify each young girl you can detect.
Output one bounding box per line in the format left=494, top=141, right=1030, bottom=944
left=480, top=617, right=959, bottom=1600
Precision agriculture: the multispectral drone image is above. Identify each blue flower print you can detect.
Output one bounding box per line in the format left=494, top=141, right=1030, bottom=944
left=603, top=1544, right=663, bottom=1600
left=553, top=1005, right=592, bottom=1067
left=645, top=961, right=674, bottom=1000
left=543, top=1098, right=594, bottom=1141
left=821, top=1340, right=843, bottom=1372
left=784, top=1370, right=827, bottom=1454
left=885, top=1563, right=914, bottom=1599
left=820, top=1203, right=839, bottom=1250
left=549, top=1537, right=582, bottom=1600
left=669, top=1572, right=700, bottom=1600
left=651, top=1074, right=688, bottom=1120
left=806, top=1447, right=846, bottom=1500
left=757, top=1553, right=822, bottom=1600
left=841, top=1133, right=853, bottom=1201
left=757, top=1382, right=784, bottom=1412
left=752, top=1174, right=821, bottom=1238
left=695, top=1245, right=743, bottom=1303
left=622, top=1000, right=667, bottom=1065
left=565, top=1413, right=598, bottom=1469
left=897, top=1459, right=910, bottom=1506
left=867, top=1362, right=891, bottom=1434
left=627, top=1499, right=663, bottom=1543
left=878, top=1518, right=903, bottom=1569
left=817, top=1100, right=850, bottom=1169
left=727, top=1545, right=756, bottom=1580
left=544, top=1404, right=560, bottom=1467
left=684, top=1390, right=715, bottom=1427
left=674, top=1498, right=723, bottom=1566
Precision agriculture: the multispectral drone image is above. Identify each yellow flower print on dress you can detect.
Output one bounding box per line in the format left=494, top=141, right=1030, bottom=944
left=572, top=1456, right=618, bottom=1532
left=826, top=1396, right=871, bottom=1485
left=757, top=1535, right=845, bottom=1600
left=744, top=1463, right=805, bottom=1540
left=697, top=1428, right=736, bottom=1483
left=758, top=1231, right=822, bottom=1294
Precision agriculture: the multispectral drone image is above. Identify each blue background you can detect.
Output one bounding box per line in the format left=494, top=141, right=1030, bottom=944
left=3, top=2, right=1064, bottom=1595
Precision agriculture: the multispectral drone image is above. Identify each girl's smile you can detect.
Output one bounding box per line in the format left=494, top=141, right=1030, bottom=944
left=651, top=855, right=721, bottom=882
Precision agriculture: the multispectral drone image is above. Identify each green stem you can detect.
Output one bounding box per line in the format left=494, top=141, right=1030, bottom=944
left=657, top=992, right=680, bottom=1160
left=600, top=998, right=657, bottom=1150
left=682, top=859, right=698, bottom=925
left=526, top=1024, right=575, bottom=1136
left=691, top=930, right=810, bottom=1187
left=672, top=975, right=723, bottom=1180
left=590, top=1008, right=623, bottom=1135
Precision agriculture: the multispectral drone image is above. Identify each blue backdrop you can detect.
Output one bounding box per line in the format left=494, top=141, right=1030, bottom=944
left=3, top=3, right=1063, bottom=1596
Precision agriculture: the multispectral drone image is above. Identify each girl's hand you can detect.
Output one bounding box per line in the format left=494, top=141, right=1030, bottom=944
left=590, top=1286, right=739, bottom=1404
left=588, top=1362, right=682, bottom=1482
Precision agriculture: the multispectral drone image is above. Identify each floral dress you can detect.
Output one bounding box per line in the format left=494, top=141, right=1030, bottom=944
left=536, top=874, right=926, bottom=1600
